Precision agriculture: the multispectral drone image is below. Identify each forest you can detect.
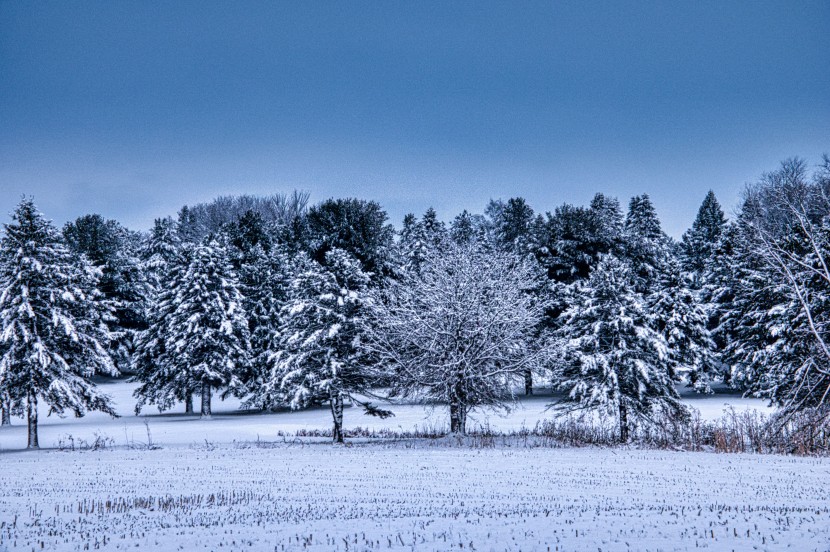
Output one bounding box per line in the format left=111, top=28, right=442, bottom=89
left=1, top=156, right=829, bottom=450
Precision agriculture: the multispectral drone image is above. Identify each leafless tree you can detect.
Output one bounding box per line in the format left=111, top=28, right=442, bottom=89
left=366, top=241, right=550, bottom=434
left=742, top=156, right=830, bottom=413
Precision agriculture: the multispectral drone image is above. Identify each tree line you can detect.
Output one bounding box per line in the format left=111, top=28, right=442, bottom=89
left=1, top=155, right=828, bottom=447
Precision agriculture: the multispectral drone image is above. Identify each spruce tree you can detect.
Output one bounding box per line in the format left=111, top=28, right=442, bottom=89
left=649, top=257, right=716, bottom=391
left=305, top=198, right=394, bottom=279
left=0, top=199, right=117, bottom=448
left=63, top=214, right=148, bottom=374
left=165, top=240, right=251, bottom=417
left=487, top=197, right=535, bottom=254
left=238, top=242, right=294, bottom=395
left=133, top=221, right=191, bottom=413
left=450, top=210, right=487, bottom=245
left=257, top=249, right=379, bottom=443
left=680, top=190, right=727, bottom=285
left=397, top=208, right=448, bottom=273
left=133, top=240, right=250, bottom=417
left=553, top=255, right=686, bottom=442
left=140, top=217, right=182, bottom=292
left=623, top=194, right=671, bottom=293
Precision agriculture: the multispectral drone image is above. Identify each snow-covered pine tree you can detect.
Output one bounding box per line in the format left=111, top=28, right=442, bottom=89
left=589, top=193, right=625, bottom=250
left=255, top=248, right=380, bottom=443
left=623, top=194, right=671, bottom=293
left=533, top=193, right=623, bottom=286
left=165, top=239, right=250, bottom=417
left=140, top=217, right=182, bottom=292
left=648, top=257, right=716, bottom=392
left=0, top=199, right=117, bottom=448
left=679, top=191, right=727, bottom=287
left=63, top=214, right=149, bottom=374
left=133, top=239, right=250, bottom=417
left=397, top=208, right=448, bottom=273
left=450, top=210, right=488, bottom=246
left=553, top=255, right=686, bottom=442
left=132, top=233, right=192, bottom=414
left=487, top=197, right=535, bottom=255
left=237, top=242, right=294, bottom=396
left=704, top=221, right=781, bottom=389
left=305, top=198, right=394, bottom=280
left=368, top=241, right=548, bottom=434
left=722, top=158, right=830, bottom=411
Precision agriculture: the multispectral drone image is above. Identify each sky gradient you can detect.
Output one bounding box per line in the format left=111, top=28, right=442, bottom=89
left=1, top=1, right=828, bottom=237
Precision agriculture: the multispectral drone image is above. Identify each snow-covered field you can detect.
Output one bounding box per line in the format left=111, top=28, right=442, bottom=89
left=0, top=379, right=775, bottom=451
left=1, top=380, right=826, bottom=551
left=1, top=444, right=828, bottom=551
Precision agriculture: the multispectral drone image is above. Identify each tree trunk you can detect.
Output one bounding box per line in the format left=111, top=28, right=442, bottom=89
left=200, top=383, right=212, bottom=418
left=619, top=402, right=629, bottom=443
left=27, top=392, right=39, bottom=449
left=330, top=390, right=344, bottom=444
left=524, top=369, right=533, bottom=395
left=1, top=392, right=11, bottom=426
left=449, top=396, right=467, bottom=435
left=185, top=392, right=194, bottom=415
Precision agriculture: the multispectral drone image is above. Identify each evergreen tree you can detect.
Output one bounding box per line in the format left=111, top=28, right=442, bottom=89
left=535, top=204, right=598, bottom=284
left=649, top=257, right=716, bottom=391
left=533, top=194, right=623, bottom=286
left=680, top=191, right=727, bottom=285
left=133, top=240, right=250, bottom=417
left=224, top=210, right=273, bottom=268
left=487, top=197, right=535, bottom=254
left=717, top=158, right=830, bottom=411
left=0, top=199, right=117, bottom=448
left=553, top=255, right=686, bottom=442
left=589, top=193, right=625, bottom=248
left=449, top=210, right=488, bottom=246
left=238, top=242, right=294, bottom=394
left=134, top=217, right=190, bottom=410
left=132, top=244, right=193, bottom=414
left=623, top=194, right=671, bottom=293
left=255, top=249, right=381, bottom=442
left=305, top=198, right=394, bottom=279
left=63, top=214, right=148, bottom=373
left=168, top=240, right=250, bottom=417
left=176, top=205, right=202, bottom=244
left=397, top=208, right=448, bottom=273
left=140, top=217, right=183, bottom=293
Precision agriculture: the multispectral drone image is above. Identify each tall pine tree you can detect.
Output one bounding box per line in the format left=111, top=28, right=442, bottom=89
left=623, top=194, right=670, bottom=294
left=133, top=240, right=250, bottom=417
left=0, top=199, right=117, bottom=448
left=554, top=255, right=686, bottom=442
left=254, top=249, right=380, bottom=443
left=680, top=190, right=727, bottom=286
left=649, top=257, right=716, bottom=391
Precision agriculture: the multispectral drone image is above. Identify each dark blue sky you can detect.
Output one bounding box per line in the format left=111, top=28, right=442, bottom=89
left=1, top=1, right=828, bottom=236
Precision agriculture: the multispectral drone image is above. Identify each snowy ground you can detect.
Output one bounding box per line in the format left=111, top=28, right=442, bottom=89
left=0, top=444, right=828, bottom=551
left=0, top=378, right=775, bottom=451
left=0, top=380, right=825, bottom=551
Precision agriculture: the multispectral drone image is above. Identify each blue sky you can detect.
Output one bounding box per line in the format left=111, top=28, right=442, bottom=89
left=1, top=1, right=828, bottom=237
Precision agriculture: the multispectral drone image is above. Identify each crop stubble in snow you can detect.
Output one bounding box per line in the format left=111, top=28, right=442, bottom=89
left=0, top=444, right=828, bottom=551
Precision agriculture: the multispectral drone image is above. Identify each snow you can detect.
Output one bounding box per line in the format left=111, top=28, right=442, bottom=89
left=0, top=379, right=775, bottom=452
left=0, top=443, right=827, bottom=551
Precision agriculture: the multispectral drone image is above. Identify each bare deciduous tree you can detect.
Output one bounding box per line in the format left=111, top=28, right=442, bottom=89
left=367, top=242, right=549, bottom=434
left=742, top=156, right=830, bottom=413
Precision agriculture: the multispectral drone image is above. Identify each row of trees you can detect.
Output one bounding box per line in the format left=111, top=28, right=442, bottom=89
left=1, top=155, right=828, bottom=447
